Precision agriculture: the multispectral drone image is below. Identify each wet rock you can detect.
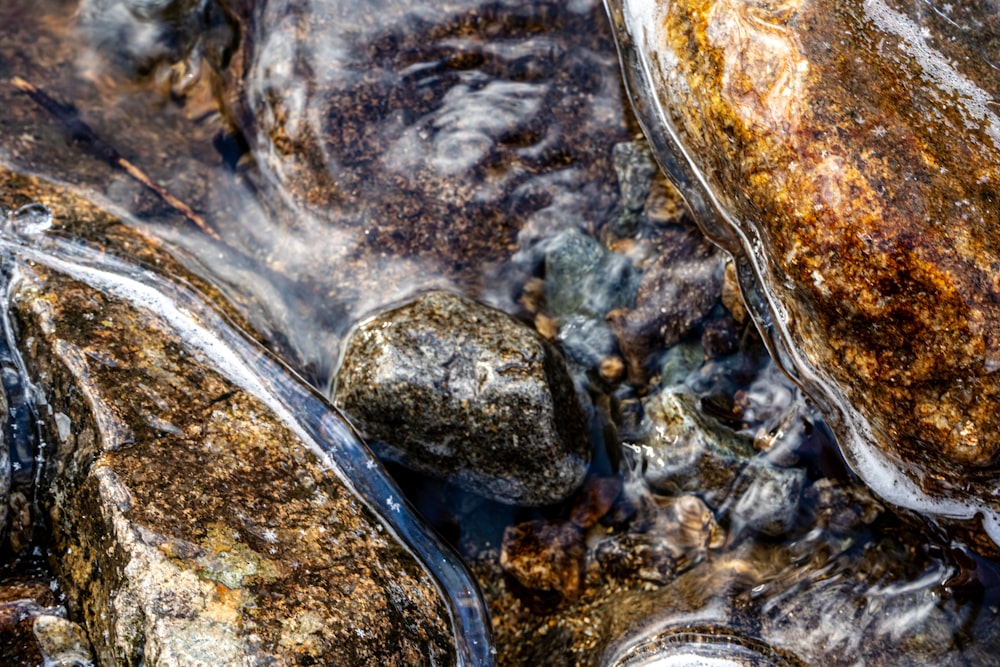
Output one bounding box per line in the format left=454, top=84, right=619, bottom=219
left=636, top=388, right=755, bottom=507
left=545, top=228, right=639, bottom=321
left=607, top=225, right=724, bottom=384
left=700, top=314, right=740, bottom=359
left=543, top=228, right=639, bottom=368
left=32, top=613, right=94, bottom=666
left=9, top=255, right=460, bottom=664
left=499, top=520, right=585, bottom=605
left=607, top=141, right=659, bottom=239
left=477, top=489, right=999, bottom=667
left=608, top=0, right=1000, bottom=550
left=730, top=460, right=807, bottom=537
left=596, top=494, right=724, bottom=583
left=658, top=338, right=705, bottom=387
left=569, top=475, right=623, bottom=529
left=198, top=0, right=635, bottom=382
left=805, top=477, right=884, bottom=535
left=335, top=290, right=589, bottom=506
left=77, top=0, right=236, bottom=83
left=0, top=565, right=92, bottom=667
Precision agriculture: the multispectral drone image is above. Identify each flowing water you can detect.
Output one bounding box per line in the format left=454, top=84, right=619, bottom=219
left=1, top=0, right=1000, bottom=665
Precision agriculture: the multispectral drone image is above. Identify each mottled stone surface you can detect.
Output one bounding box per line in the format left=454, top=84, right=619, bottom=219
left=609, top=0, right=1000, bottom=550
left=9, top=257, right=457, bottom=665
left=637, top=389, right=755, bottom=507
left=335, top=290, right=589, bottom=506
left=475, top=463, right=1000, bottom=667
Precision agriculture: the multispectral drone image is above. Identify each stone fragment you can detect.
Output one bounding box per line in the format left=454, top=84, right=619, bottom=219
left=569, top=475, right=622, bottom=529
left=499, top=520, right=585, bottom=604
left=32, top=613, right=94, bottom=666
left=545, top=228, right=638, bottom=322
left=607, top=225, right=724, bottom=384
left=10, top=258, right=460, bottom=665
left=544, top=228, right=639, bottom=368
left=0, top=600, right=49, bottom=666
left=608, top=141, right=659, bottom=238
left=636, top=388, right=756, bottom=507
left=335, top=290, right=589, bottom=506
left=730, top=461, right=807, bottom=537
left=609, top=0, right=1000, bottom=550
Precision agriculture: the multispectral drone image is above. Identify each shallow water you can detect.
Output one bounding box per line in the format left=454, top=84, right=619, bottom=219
left=1, top=0, right=1000, bottom=665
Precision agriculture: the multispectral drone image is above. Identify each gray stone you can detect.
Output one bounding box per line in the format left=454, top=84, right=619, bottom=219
left=635, top=388, right=755, bottom=508
left=335, top=290, right=590, bottom=506
left=730, top=461, right=807, bottom=537
left=544, top=228, right=639, bottom=321
left=555, top=313, right=620, bottom=369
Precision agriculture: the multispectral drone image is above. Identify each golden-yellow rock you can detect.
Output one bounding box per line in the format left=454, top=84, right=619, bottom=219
left=606, top=0, right=1000, bottom=551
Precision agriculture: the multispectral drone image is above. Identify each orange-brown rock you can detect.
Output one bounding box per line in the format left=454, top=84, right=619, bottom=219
left=607, top=0, right=1000, bottom=550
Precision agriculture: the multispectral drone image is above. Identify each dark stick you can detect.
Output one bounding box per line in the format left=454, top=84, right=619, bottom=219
left=10, top=76, right=221, bottom=241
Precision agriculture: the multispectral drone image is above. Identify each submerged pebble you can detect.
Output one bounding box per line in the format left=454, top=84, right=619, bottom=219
left=335, top=290, right=590, bottom=506
left=636, top=388, right=755, bottom=507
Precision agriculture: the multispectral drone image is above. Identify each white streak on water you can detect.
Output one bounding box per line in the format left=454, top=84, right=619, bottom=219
left=864, top=0, right=1000, bottom=147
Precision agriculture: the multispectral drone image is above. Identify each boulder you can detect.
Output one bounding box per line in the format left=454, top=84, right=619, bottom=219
left=5, top=234, right=473, bottom=665
left=608, top=0, right=1000, bottom=552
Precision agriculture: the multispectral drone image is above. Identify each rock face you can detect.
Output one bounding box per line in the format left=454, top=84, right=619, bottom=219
left=335, top=291, right=590, bottom=506
left=2, top=228, right=481, bottom=664
left=608, top=0, right=1000, bottom=551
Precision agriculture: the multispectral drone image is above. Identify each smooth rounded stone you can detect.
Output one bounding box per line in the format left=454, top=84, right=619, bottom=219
left=635, top=388, right=755, bottom=508
left=556, top=313, right=621, bottom=370
left=608, top=0, right=1000, bottom=551
left=729, top=461, right=807, bottom=537
left=7, top=251, right=466, bottom=665
left=545, top=228, right=639, bottom=321
left=335, top=290, right=590, bottom=506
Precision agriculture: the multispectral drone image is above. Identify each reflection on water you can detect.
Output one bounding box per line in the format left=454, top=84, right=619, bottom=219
left=0, top=0, right=999, bottom=664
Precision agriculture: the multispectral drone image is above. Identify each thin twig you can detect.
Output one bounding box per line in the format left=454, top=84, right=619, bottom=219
left=10, top=76, right=221, bottom=241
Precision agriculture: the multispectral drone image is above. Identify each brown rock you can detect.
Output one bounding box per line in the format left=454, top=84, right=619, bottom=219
left=5, top=230, right=471, bottom=664
left=608, top=0, right=1000, bottom=550
left=499, top=520, right=585, bottom=605
left=607, top=225, right=724, bottom=385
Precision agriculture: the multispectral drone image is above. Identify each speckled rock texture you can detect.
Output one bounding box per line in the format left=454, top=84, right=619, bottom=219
left=638, top=389, right=755, bottom=508
left=608, top=0, right=1000, bottom=552
left=9, top=260, right=456, bottom=666
left=607, top=225, right=725, bottom=384
left=335, top=291, right=590, bottom=506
